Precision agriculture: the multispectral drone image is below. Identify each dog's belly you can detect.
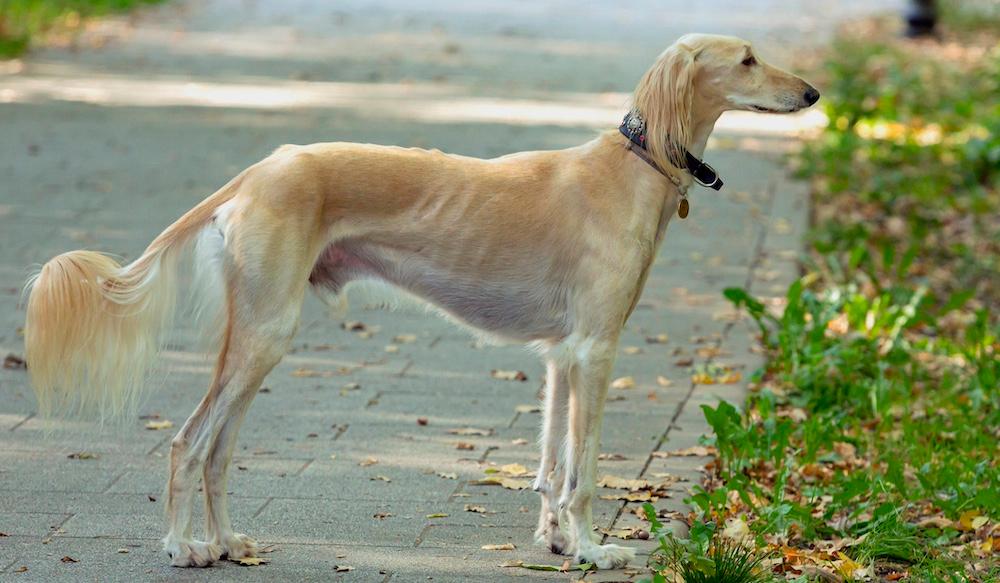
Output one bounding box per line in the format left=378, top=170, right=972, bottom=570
left=309, top=240, right=570, bottom=342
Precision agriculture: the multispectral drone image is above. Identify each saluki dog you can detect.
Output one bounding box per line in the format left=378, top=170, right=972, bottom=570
left=24, top=34, right=818, bottom=569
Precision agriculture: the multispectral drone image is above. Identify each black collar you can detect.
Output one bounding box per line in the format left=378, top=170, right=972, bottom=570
left=619, top=111, right=723, bottom=191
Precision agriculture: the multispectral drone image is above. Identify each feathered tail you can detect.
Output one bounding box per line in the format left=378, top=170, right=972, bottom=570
left=24, top=175, right=241, bottom=421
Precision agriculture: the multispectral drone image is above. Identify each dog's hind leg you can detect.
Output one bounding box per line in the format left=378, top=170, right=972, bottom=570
left=533, top=357, right=570, bottom=554
left=558, top=336, right=636, bottom=569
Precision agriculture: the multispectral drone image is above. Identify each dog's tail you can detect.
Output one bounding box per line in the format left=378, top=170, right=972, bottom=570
left=24, top=175, right=242, bottom=422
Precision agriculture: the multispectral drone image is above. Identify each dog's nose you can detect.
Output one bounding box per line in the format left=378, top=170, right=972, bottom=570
left=804, top=86, right=820, bottom=106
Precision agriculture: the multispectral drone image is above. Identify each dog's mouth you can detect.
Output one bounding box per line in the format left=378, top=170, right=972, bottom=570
left=748, top=104, right=796, bottom=113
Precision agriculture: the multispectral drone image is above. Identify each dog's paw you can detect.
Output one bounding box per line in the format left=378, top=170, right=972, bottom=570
left=576, top=542, right=636, bottom=570
left=534, top=523, right=570, bottom=555
left=164, top=538, right=222, bottom=568
left=216, top=532, right=258, bottom=560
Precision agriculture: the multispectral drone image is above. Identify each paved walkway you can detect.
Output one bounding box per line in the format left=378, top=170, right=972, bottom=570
left=0, top=1, right=898, bottom=580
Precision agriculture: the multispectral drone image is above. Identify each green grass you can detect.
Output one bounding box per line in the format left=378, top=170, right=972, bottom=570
left=645, top=17, right=998, bottom=583
left=0, top=0, right=164, bottom=58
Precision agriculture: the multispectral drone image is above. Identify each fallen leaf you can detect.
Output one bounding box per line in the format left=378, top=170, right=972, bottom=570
left=497, top=463, right=531, bottom=477
left=471, top=476, right=532, bottom=490
left=464, top=504, right=489, bottom=514
left=116, top=548, right=128, bottom=553
left=481, top=543, right=516, bottom=551
left=290, top=368, right=336, bottom=378
left=14, top=566, right=27, bottom=573
left=373, top=511, right=393, bottom=520
left=646, top=334, right=669, bottom=344
left=611, top=376, right=636, bottom=389
left=370, top=475, right=391, bottom=483
left=67, top=452, right=98, bottom=460
left=491, top=369, right=528, bottom=382
left=417, top=417, right=428, bottom=426
left=334, top=565, right=354, bottom=572
left=448, top=427, right=493, bottom=436
left=359, top=457, right=379, bottom=467
left=456, top=442, right=475, bottom=450
left=511, top=438, right=529, bottom=446
left=393, top=334, right=417, bottom=343
left=426, top=513, right=449, bottom=518
left=598, top=453, right=627, bottom=461
left=436, top=472, right=458, bottom=480
left=144, top=420, right=174, bottom=431
left=623, top=346, right=643, bottom=355
left=654, top=445, right=715, bottom=457
left=230, top=557, right=269, bottom=566
left=515, top=404, right=540, bottom=413
left=835, top=552, right=864, bottom=579
left=342, top=321, right=367, bottom=331
left=675, top=357, right=694, bottom=366
left=599, top=491, right=653, bottom=502
left=384, top=344, right=399, bottom=353
left=599, top=527, right=640, bottom=540
left=3, top=353, right=26, bottom=369
left=597, top=475, right=652, bottom=491
left=656, top=376, right=673, bottom=387
left=60, top=556, right=78, bottom=563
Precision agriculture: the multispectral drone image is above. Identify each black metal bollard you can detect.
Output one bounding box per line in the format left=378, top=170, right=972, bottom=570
left=904, top=0, right=938, bottom=37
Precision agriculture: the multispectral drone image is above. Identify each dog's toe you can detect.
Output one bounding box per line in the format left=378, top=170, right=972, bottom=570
left=577, top=542, right=636, bottom=570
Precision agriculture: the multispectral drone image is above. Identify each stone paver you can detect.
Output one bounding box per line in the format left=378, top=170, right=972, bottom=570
left=0, top=0, right=898, bottom=580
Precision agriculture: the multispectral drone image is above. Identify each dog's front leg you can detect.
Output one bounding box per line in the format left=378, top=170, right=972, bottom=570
left=533, top=358, right=570, bottom=554
left=558, top=337, right=636, bottom=569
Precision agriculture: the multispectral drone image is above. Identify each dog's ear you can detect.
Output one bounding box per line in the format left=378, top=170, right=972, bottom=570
left=632, top=44, right=697, bottom=172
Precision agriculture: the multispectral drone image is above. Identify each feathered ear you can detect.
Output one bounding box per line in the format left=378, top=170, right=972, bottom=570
left=631, top=43, right=697, bottom=171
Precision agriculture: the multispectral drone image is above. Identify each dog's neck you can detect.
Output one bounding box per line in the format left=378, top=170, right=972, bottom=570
left=619, top=110, right=723, bottom=191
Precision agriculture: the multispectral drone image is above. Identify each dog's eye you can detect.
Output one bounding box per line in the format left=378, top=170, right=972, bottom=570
left=742, top=55, right=756, bottom=67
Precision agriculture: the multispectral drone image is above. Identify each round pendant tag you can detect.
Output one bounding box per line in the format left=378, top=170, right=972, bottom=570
left=678, top=198, right=690, bottom=219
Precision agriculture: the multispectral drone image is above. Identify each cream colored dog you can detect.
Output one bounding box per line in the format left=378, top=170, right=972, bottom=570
left=24, top=34, right=818, bottom=569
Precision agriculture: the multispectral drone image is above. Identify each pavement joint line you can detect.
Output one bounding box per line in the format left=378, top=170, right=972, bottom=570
left=146, top=433, right=171, bottom=456
left=365, top=391, right=382, bottom=409
left=412, top=523, right=432, bottom=547
left=251, top=496, right=274, bottom=519
left=40, top=513, right=75, bottom=544
left=101, top=470, right=128, bottom=494
left=332, top=423, right=349, bottom=440
left=428, top=335, right=442, bottom=349
left=506, top=410, right=521, bottom=429
left=9, top=412, right=33, bottom=432
left=395, top=360, right=414, bottom=377
left=292, top=458, right=315, bottom=477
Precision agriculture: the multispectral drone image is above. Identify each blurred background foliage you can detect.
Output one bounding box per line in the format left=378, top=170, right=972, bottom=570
left=0, top=0, right=163, bottom=58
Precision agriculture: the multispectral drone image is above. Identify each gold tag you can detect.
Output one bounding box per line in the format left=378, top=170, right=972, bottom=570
left=678, top=198, right=689, bottom=219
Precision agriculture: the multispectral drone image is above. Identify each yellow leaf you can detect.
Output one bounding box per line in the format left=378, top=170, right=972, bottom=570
left=497, top=463, right=531, bottom=477
left=471, top=476, right=532, bottom=490
left=959, top=510, right=983, bottom=531
left=611, top=376, right=636, bottom=390
left=144, top=420, right=174, bottom=430
left=491, top=369, right=527, bottom=381
left=230, top=556, right=269, bottom=566
left=426, top=513, right=449, bottom=518
left=835, top=552, right=863, bottom=579
left=481, top=543, right=516, bottom=551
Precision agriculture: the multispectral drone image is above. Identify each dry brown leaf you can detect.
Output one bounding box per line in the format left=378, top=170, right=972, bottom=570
left=656, top=376, right=673, bottom=387
left=230, top=556, right=269, bottom=566
left=67, top=452, right=98, bottom=460
left=511, top=438, right=529, bottom=446
left=623, top=346, right=643, bottom=355
left=481, top=543, right=516, bottom=551
left=144, top=420, right=174, bottom=431
left=334, top=565, right=354, bottom=572
left=370, top=475, right=391, bottom=483
left=464, top=504, right=489, bottom=514
left=472, top=476, right=532, bottom=490
left=646, top=334, right=669, bottom=344
left=3, top=353, right=26, bottom=370
left=60, top=556, right=78, bottom=563
left=359, top=456, right=379, bottom=467
left=597, top=475, right=651, bottom=491
left=655, top=445, right=715, bottom=457
left=393, top=334, right=417, bottom=343
left=611, top=376, right=636, bottom=390
left=290, top=368, right=336, bottom=378
left=599, top=491, right=654, bottom=502
left=515, top=404, right=540, bottom=413
left=436, top=472, right=458, bottom=480
left=456, top=442, right=475, bottom=450
left=373, top=511, right=393, bottom=520
left=491, top=369, right=528, bottom=382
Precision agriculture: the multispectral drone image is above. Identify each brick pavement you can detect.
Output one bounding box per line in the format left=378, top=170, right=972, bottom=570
left=0, top=0, right=893, bottom=580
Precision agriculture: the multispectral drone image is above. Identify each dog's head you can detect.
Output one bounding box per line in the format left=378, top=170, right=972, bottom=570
left=632, top=34, right=819, bottom=170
